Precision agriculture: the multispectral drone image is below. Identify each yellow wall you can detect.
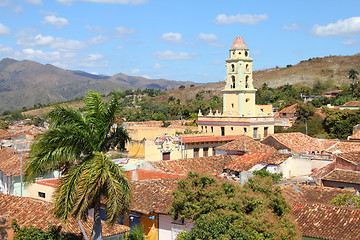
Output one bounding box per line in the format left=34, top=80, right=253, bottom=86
left=128, top=140, right=145, bottom=158
left=124, top=213, right=158, bottom=240
left=26, top=183, right=55, bottom=202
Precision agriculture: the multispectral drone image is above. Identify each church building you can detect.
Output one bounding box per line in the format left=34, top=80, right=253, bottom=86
left=198, top=37, right=274, bottom=139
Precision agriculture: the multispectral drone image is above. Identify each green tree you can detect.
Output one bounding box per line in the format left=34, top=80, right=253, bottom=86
left=24, top=90, right=131, bottom=240
left=169, top=173, right=300, bottom=239
left=348, top=69, right=359, bottom=84
left=11, top=219, right=77, bottom=240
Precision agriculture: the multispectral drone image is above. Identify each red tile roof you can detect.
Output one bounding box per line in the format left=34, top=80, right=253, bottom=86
left=130, top=178, right=179, bottom=215
left=0, top=129, right=17, bottom=140
left=153, top=155, right=233, bottom=175
left=0, top=147, right=27, bottom=176
left=125, top=169, right=184, bottom=181
left=326, top=141, right=360, bottom=153
left=35, top=178, right=59, bottom=188
left=224, top=152, right=291, bottom=172
left=262, top=132, right=338, bottom=153
left=349, top=130, right=360, bottom=140
left=232, top=36, right=247, bottom=49
left=215, top=135, right=278, bottom=153
left=0, top=194, right=129, bottom=238
left=322, top=169, right=360, bottom=185
left=181, top=135, right=243, bottom=144
left=341, top=101, right=360, bottom=107
left=281, top=184, right=356, bottom=205
left=291, top=203, right=360, bottom=240
left=279, top=104, right=297, bottom=115
left=335, top=151, right=360, bottom=165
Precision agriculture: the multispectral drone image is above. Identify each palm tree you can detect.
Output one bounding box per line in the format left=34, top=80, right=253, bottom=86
left=348, top=69, right=359, bottom=84
left=24, top=90, right=131, bottom=240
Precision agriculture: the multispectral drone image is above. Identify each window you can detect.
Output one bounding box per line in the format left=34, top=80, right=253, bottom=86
left=246, top=98, right=250, bottom=102
left=246, top=64, right=249, bottom=72
left=231, top=127, right=234, bottom=131
left=231, top=64, right=235, bottom=72
left=245, top=75, right=249, bottom=88
left=221, top=127, right=225, bottom=136
left=162, top=152, right=171, bottom=160
left=264, top=127, right=269, bottom=137
left=38, top=192, right=45, bottom=198
left=244, top=127, right=247, bottom=133
left=231, top=76, right=235, bottom=88
left=253, top=127, right=258, bottom=139
left=194, top=148, right=199, bottom=158
left=129, top=214, right=141, bottom=228
left=203, top=147, right=209, bottom=157
left=231, top=103, right=234, bottom=108
left=211, top=126, right=214, bottom=133
left=205, top=126, right=208, bottom=133
left=245, top=51, right=248, bottom=57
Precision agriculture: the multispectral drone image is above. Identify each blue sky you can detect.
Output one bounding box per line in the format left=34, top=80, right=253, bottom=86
left=0, top=0, right=359, bottom=83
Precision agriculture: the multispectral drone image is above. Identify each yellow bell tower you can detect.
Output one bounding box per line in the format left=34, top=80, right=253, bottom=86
left=223, top=36, right=256, bottom=117
left=198, top=36, right=274, bottom=139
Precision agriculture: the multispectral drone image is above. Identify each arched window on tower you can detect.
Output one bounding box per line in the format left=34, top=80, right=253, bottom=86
left=231, top=76, right=236, bottom=89
left=245, top=75, right=249, bottom=88
left=231, top=64, right=235, bottom=72
left=246, top=64, right=249, bottom=72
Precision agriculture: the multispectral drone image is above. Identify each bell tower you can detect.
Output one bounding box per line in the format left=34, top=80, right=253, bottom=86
left=222, top=36, right=256, bottom=117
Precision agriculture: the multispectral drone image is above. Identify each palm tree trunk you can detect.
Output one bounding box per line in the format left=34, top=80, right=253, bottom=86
left=92, top=196, right=103, bottom=240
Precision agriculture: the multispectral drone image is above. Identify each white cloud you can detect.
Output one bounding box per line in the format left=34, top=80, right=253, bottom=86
left=0, top=44, right=13, bottom=54
left=42, top=15, right=69, bottom=29
left=85, top=25, right=106, bottom=34
left=0, top=23, right=10, bottom=35
left=215, top=13, right=268, bottom=25
left=87, top=53, right=103, bottom=61
left=153, top=63, right=164, bottom=69
left=87, top=35, right=109, bottom=44
left=117, top=45, right=124, bottom=50
left=159, top=32, right=183, bottom=44
left=197, top=33, right=218, bottom=41
left=17, top=34, right=54, bottom=47
left=16, top=34, right=86, bottom=51
left=19, top=48, right=62, bottom=61
left=312, top=17, right=360, bottom=37
left=131, top=69, right=140, bottom=74
left=114, top=26, right=137, bottom=38
left=56, top=0, right=147, bottom=5
left=25, top=0, right=43, bottom=5
left=342, top=39, right=359, bottom=46
left=283, top=24, right=300, bottom=30
left=153, top=50, right=196, bottom=60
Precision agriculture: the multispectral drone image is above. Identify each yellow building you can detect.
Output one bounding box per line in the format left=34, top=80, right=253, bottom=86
left=198, top=36, right=274, bottom=139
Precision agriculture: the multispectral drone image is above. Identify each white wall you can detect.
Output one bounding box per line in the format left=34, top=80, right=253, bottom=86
left=311, top=159, right=333, bottom=171
left=279, top=156, right=312, bottom=178
left=158, top=214, right=193, bottom=240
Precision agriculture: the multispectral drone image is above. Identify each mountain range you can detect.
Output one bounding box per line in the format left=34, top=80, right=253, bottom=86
left=0, top=58, right=196, bottom=113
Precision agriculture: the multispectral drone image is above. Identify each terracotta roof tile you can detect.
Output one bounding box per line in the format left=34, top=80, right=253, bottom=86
left=335, top=151, right=360, bottom=164
left=326, top=141, right=360, bottom=153
left=125, top=169, right=184, bottom=181
left=281, top=184, right=356, bottom=205
left=0, top=129, right=17, bottom=140
left=182, top=135, right=243, bottom=144
left=341, top=101, right=360, bottom=107
left=215, top=135, right=278, bottom=153
left=153, top=155, right=233, bottom=175
left=279, top=104, right=297, bottom=114
left=35, top=178, right=59, bottom=188
left=349, top=130, right=360, bottom=140
left=231, top=36, right=247, bottom=49
left=224, top=152, right=291, bottom=172
left=0, top=194, right=129, bottom=238
left=291, top=203, right=360, bottom=239
left=0, top=147, right=27, bottom=176
left=130, top=179, right=179, bottom=215
left=262, top=132, right=338, bottom=154
left=322, top=169, right=360, bottom=185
